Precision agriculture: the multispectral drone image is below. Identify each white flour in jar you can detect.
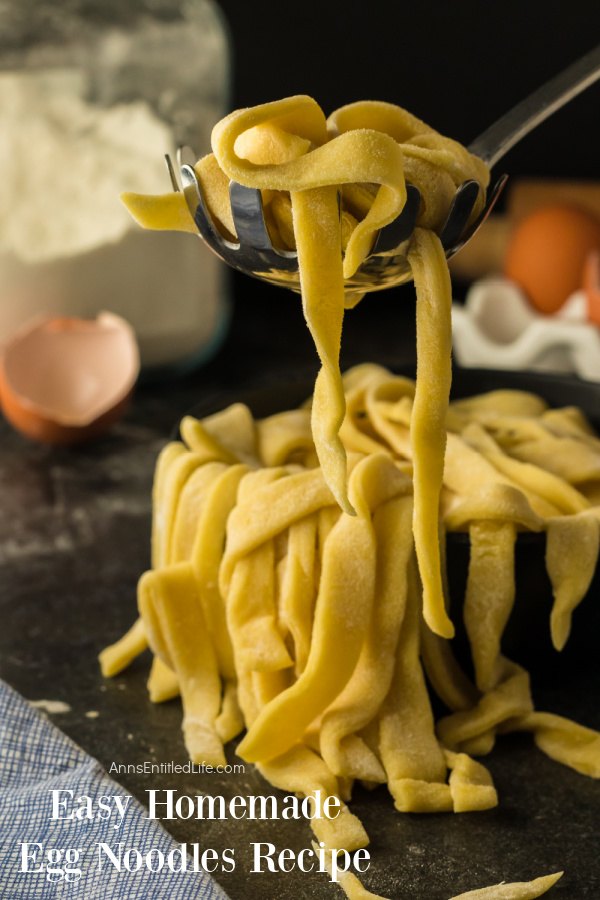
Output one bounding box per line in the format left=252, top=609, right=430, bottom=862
left=0, top=69, right=226, bottom=368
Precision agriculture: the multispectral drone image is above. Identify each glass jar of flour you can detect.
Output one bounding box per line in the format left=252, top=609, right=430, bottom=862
left=0, top=0, right=231, bottom=374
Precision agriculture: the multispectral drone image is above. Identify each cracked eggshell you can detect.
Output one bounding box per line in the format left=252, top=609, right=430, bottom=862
left=0, top=312, right=140, bottom=445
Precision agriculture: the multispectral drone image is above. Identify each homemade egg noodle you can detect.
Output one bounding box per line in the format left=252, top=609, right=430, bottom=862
left=123, top=95, right=491, bottom=641
left=115, top=96, right=599, bottom=896
left=101, top=364, right=600, bottom=899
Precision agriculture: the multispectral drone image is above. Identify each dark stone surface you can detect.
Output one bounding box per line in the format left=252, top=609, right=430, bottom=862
left=1, top=277, right=599, bottom=898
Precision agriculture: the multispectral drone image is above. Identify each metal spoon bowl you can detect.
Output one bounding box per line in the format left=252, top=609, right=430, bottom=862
left=171, top=44, right=599, bottom=297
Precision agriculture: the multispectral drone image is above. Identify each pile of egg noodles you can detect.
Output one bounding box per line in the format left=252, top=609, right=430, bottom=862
left=101, top=365, right=600, bottom=898
left=110, top=97, right=600, bottom=897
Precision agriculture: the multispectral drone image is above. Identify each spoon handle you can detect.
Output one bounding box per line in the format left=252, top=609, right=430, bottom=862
left=468, top=43, right=600, bottom=167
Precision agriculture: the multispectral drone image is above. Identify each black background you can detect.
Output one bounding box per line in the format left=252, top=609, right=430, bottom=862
left=218, top=0, right=599, bottom=181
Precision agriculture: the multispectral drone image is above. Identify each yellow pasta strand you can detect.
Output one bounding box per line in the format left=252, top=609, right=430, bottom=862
left=257, top=409, right=313, bottom=466
left=220, top=466, right=337, bottom=592
left=183, top=403, right=259, bottom=466
left=120, top=190, right=197, bottom=234
left=484, top=418, right=600, bottom=484
left=147, top=655, right=180, bottom=703
left=215, top=680, right=244, bottom=744
left=158, top=451, right=219, bottom=568
left=408, top=228, right=454, bottom=638
left=545, top=512, right=600, bottom=650
left=278, top=513, right=319, bottom=675
left=437, top=659, right=533, bottom=752
left=319, top=493, right=413, bottom=782
left=378, top=559, right=450, bottom=812
left=505, top=712, right=600, bottom=778
left=464, top=521, right=517, bottom=693
left=449, top=872, right=563, bottom=899
left=444, top=750, right=497, bottom=813
left=151, top=442, right=186, bottom=568
left=326, top=859, right=561, bottom=900
left=99, top=617, right=147, bottom=677
left=259, top=747, right=369, bottom=852
left=462, top=423, right=588, bottom=516
left=227, top=541, right=293, bottom=674
left=191, top=463, right=248, bottom=679
left=170, top=462, right=227, bottom=563
left=420, top=624, right=479, bottom=713
left=293, top=185, right=352, bottom=514
left=322, top=863, right=389, bottom=900
left=138, top=564, right=225, bottom=766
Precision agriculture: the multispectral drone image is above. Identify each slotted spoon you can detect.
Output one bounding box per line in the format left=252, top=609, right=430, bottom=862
left=168, top=44, right=600, bottom=297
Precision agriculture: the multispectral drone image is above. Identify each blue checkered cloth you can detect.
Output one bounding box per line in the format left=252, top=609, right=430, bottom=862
left=0, top=679, right=229, bottom=899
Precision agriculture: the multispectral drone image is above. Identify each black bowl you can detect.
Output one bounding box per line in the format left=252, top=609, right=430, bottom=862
left=180, top=366, right=600, bottom=678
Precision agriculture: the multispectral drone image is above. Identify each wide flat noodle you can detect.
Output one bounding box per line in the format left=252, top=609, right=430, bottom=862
left=260, top=747, right=368, bottom=852
left=437, top=658, right=533, bottom=752
left=278, top=513, right=319, bottom=675
left=379, top=558, right=450, bottom=811
left=147, top=655, right=180, bottom=703
left=320, top=493, right=413, bottom=782
left=464, top=521, right=517, bottom=692
left=293, top=185, right=352, bottom=514
left=408, top=228, right=454, bottom=638
left=449, top=872, right=563, bottom=899
left=545, top=512, right=599, bottom=650
left=190, top=463, right=248, bottom=679
left=138, top=563, right=224, bottom=766
left=321, top=848, right=561, bottom=900
left=462, top=423, right=588, bottom=516
left=503, top=712, right=600, bottom=778
left=99, top=617, right=147, bottom=677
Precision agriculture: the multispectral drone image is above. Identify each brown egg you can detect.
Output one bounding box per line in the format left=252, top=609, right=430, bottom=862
left=0, top=313, right=140, bottom=445
left=504, top=203, right=600, bottom=315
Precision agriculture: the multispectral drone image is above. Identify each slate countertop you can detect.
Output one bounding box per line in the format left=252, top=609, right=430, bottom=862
left=1, top=275, right=599, bottom=899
